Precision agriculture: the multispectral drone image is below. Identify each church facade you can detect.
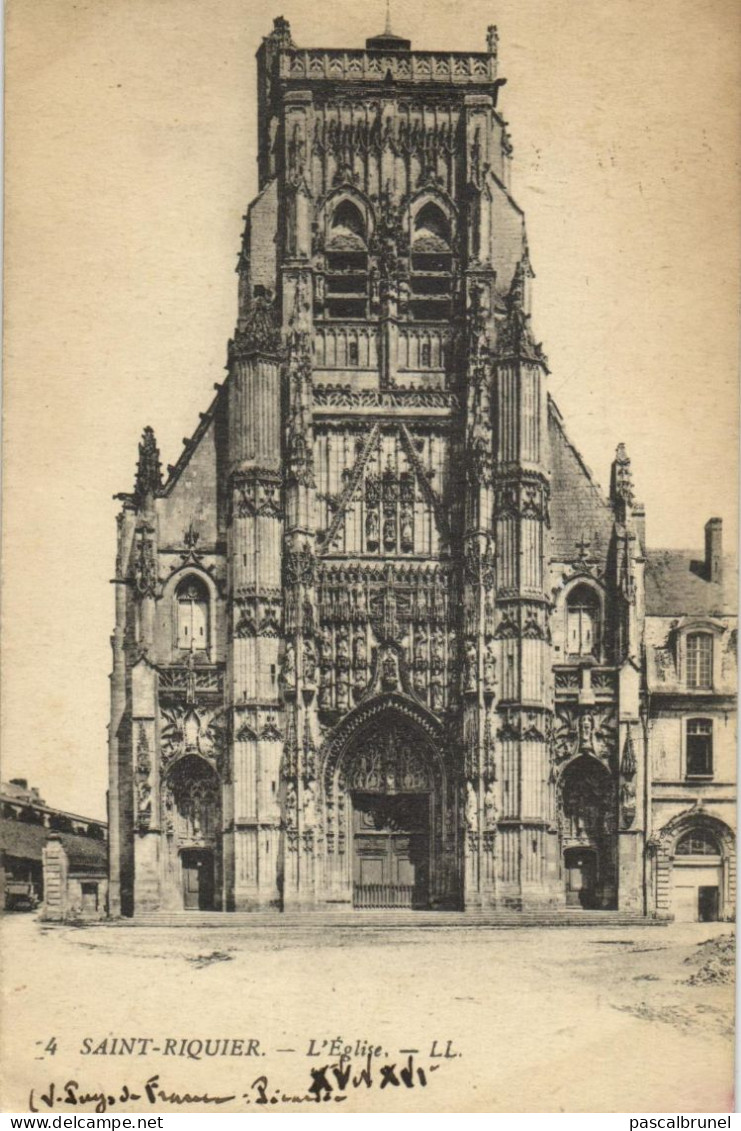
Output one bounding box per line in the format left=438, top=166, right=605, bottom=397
left=108, top=18, right=736, bottom=919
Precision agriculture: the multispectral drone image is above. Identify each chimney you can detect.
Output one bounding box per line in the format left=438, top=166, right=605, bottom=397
left=705, top=517, right=723, bottom=584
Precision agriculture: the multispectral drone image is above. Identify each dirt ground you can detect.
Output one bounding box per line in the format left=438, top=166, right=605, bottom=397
left=1, top=914, right=735, bottom=1113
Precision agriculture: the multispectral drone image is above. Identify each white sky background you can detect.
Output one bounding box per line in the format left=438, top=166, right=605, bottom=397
left=3, top=0, right=739, bottom=819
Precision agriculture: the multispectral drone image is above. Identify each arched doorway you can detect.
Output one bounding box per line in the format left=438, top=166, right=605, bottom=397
left=651, top=812, right=735, bottom=921
left=672, top=829, right=723, bottom=922
left=322, top=704, right=458, bottom=910
left=163, top=755, right=222, bottom=911
left=559, top=756, right=616, bottom=909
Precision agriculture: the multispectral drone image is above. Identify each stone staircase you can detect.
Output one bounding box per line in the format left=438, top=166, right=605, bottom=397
left=116, top=908, right=666, bottom=930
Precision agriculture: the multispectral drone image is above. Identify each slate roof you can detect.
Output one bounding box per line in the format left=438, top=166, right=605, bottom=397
left=644, top=550, right=737, bottom=618
left=548, top=399, right=613, bottom=564
left=0, top=820, right=107, bottom=873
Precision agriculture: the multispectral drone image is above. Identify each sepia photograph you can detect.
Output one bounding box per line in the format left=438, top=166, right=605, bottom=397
left=1, top=0, right=738, bottom=1114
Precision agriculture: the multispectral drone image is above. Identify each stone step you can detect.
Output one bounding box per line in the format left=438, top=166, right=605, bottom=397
left=114, top=909, right=663, bottom=930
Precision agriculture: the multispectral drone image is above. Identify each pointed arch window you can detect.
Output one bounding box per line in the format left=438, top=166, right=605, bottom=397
left=325, top=200, right=368, bottom=320
left=410, top=203, right=453, bottom=321
left=565, top=584, right=600, bottom=658
left=176, top=576, right=209, bottom=651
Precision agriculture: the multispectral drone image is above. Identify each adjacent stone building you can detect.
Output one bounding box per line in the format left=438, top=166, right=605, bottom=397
left=1, top=779, right=108, bottom=917
left=108, top=18, right=736, bottom=919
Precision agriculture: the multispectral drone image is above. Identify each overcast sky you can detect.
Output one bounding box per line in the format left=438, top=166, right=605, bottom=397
left=3, top=0, right=739, bottom=818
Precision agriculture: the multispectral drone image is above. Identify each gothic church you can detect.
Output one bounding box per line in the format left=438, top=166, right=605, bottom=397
left=108, top=19, right=736, bottom=919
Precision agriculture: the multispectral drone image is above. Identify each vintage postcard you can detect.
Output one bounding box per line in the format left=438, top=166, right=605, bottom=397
left=1, top=0, right=738, bottom=1115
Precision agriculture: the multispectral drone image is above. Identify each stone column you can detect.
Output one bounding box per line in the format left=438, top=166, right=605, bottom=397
left=42, top=835, right=69, bottom=921
left=227, top=301, right=284, bottom=910
left=492, top=268, right=559, bottom=908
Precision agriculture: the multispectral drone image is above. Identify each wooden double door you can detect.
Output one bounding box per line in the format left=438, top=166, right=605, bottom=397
left=352, top=793, right=430, bottom=909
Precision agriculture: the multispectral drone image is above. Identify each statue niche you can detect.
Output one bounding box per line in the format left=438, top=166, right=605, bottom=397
left=164, top=754, right=221, bottom=846
left=559, top=756, right=613, bottom=843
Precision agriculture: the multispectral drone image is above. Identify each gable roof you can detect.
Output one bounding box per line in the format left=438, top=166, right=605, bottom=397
left=644, top=550, right=737, bottom=617
left=547, top=398, right=613, bottom=564
left=1, top=820, right=107, bottom=872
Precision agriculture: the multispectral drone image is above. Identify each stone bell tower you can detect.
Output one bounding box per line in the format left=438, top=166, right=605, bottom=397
left=110, top=17, right=648, bottom=917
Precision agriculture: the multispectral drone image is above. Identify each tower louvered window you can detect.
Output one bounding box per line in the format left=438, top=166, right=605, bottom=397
left=176, top=577, right=209, bottom=651
left=410, top=203, right=452, bottom=321
left=325, top=200, right=368, bottom=320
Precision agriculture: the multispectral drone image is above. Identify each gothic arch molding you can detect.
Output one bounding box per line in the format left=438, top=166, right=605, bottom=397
left=319, top=697, right=460, bottom=908
left=321, top=692, right=446, bottom=792
left=161, top=566, right=220, bottom=656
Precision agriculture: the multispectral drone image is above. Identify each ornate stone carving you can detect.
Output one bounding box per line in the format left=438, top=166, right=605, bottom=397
left=233, top=288, right=281, bottom=355
left=552, top=707, right=617, bottom=766
left=348, top=731, right=432, bottom=793
left=281, top=641, right=297, bottom=691
left=160, top=705, right=226, bottom=772
left=135, top=722, right=152, bottom=832
left=133, top=526, right=157, bottom=598
left=619, top=727, right=638, bottom=828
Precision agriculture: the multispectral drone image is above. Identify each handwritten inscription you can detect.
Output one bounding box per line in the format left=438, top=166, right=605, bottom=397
left=29, top=1035, right=461, bottom=1110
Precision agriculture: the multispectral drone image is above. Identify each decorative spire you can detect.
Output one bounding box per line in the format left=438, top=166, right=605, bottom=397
left=610, top=443, right=634, bottom=507
left=134, top=426, right=162, bottom=504
left=384, top=0, right=392, bottom=35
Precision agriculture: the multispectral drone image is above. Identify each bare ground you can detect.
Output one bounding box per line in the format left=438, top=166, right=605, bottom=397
left=1, top=914, right=734, bottom=1113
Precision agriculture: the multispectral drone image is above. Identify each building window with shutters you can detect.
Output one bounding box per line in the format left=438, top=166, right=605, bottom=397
left=565, top=584, right=600, bottom=659
left=176, top=576, right=209, bottom=652
left=686, top=718, right=713, bottom=778
left=686, top=632, right=713, bottom=689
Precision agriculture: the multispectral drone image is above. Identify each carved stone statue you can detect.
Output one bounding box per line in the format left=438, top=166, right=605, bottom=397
left=336, top=629, right=350, bottom=666
left=465, top=780, right=478, bottom=830
left=578, top=712, right=595, bottom=755
left=353, top=630, right=367, bottom=667
left=430, top=676, right=443, bottom=712
left=319, top=625, right=333, bottom=666
left=303, top=637, right=317, bottom=684
left=383, top=513, right=396, bottom=549
left=483, top=644, right=496, bottom=691
left=302, top=780, right=318, bottom=828
left=353, top=579, right=367, bottom=618
left=400, top=506, right=414, bottom=551
left=282, top=641, right=296, bottom=690
left=365, top=508, right=380, bottom=548
left=464, top=639, right=477, bottom=692
left=336, top=670, right=350, bottom=711
left=484, top=781, right=498, bottom=830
